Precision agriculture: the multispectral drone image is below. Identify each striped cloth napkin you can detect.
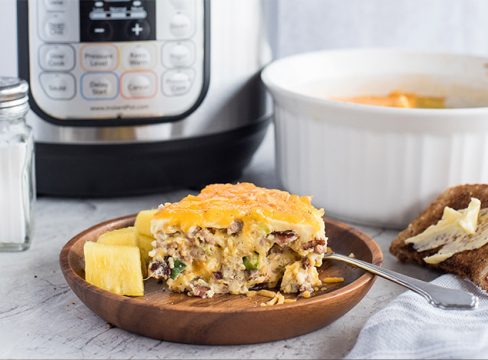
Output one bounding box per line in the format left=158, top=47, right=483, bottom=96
left=346, top=274, right=488, bottom=359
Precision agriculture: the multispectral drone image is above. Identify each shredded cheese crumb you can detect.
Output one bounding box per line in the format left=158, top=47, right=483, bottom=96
left=348, top=252, right=356, bottom=258
left=259, top=291, right=290, bottom=306
left=276, top=292, right=285, bottom=305
left=322, top=277, right=345, bottom=283
left=257, top=289, right=276, bottom=298
left=284, top=298, right=297, bottom=303
left=301, top=290, right=311, bottom=298
left=265, top=296, right=278, bottom=306
left=246, top=291, right=257, bottom=297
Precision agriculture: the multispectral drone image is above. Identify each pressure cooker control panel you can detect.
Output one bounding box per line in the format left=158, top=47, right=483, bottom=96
left=20, top=0, right=209, bottom=126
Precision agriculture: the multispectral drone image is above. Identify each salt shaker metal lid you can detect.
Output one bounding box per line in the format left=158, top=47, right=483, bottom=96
left=0, top=77, right=29, bottom=110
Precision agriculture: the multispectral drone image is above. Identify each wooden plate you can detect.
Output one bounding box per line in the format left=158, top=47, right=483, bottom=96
left=60, top=215, right=383, bottom=345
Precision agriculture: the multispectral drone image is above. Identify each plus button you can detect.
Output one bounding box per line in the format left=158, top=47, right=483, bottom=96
left=132, top=23, right=143, bottom=36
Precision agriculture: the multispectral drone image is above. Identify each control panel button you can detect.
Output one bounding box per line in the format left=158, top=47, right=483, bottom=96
left=43, top=13, right=72, bottom=42
left=39, top=73, right=76, bottom=100
left=44, top=0, right=68, bottom=11
left=81, top=73, right=118, bottom=100
left=88, top=21, right=113, bottom=41
left=126, top=20, right=151, bottom=40
left=39, top=45, right=75, bottom=71
left=162, top=41, right=195, bottom=68
left=122, top=45, right=156, bottom=69
left=170, top=13, right=192, bottom=38
left=121, top=72, right=157, bottom=99
left=162, top=69, right=194, bottom=96
left=170, top=0, right=193, bottom=10
left=81, top=45, right=118, bottom=71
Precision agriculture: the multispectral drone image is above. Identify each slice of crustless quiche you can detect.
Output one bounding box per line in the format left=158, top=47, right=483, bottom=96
left=148, top=183, right=327, bottom=298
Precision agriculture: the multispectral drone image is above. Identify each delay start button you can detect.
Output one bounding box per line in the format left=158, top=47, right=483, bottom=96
left=81, top=45, right=118, bottom=71
left=121, top=72, right=157, bottom=99
left=81, top=73, right=118, bottom=100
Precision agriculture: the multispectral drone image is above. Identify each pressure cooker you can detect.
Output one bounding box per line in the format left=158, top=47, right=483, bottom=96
left=12, top=0, right=271, bottom=196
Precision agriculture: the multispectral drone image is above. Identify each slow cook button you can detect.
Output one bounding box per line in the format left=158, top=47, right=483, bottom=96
left=40, top=72, right=76, bottom=100
left=81, top=45, right=118, bottom=71
left=122, top=45, right=155, bottom=68
left=162, top=70, right=193, bottom=96
left=169, top=13, right=192, bottom=38
left=122, top=72, right=156, bottom=98
left=162, top=41, right=195, bottom=67
left=82, top=73, right=118, bottom=100
left=39, top=45, right=75, bottom=71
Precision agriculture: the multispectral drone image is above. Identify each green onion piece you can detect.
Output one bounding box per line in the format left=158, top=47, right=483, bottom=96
left=170, top=259, right=187, bottom=279
left=243, top=252, right=259, bottom=270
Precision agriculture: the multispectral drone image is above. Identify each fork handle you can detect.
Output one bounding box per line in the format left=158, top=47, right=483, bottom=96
left=327, top=253, right=478, bottom=310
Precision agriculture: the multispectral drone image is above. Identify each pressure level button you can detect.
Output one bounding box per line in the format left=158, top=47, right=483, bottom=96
left=81, top=45, right=118, bottom=71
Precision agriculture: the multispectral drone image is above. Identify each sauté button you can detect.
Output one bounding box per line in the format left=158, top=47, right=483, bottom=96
left=121, top=72, right=156, bottom=98
left=82, top=73, right=118, bottom=100
left=82, top=45, right=118, bottom=71
left=40, top=72, right=76, bottom=100
left=39, top=45, right=75, bottom=71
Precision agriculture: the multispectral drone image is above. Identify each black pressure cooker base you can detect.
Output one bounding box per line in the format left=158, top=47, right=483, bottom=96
left=35, top=118, right=270, bottom=197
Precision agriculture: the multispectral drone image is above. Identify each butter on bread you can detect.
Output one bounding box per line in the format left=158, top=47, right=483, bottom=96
left=390, top=184, right=488, bottom=291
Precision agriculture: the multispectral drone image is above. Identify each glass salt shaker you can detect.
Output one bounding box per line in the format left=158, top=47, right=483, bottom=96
left=0, top=77, right=35, bottom=251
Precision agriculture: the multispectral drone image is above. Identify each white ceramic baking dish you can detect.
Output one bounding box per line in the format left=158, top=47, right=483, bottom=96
left=262, top=49, right=488, bottom=228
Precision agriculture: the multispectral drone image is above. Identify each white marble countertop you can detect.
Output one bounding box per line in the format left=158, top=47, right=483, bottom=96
left=0, top=126, right=439, bottom=359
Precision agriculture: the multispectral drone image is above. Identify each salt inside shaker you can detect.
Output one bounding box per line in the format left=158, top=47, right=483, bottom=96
left=0, top=77, right=35, bottom=251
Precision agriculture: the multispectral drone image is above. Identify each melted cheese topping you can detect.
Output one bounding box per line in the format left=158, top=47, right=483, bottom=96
left=153, top=183, right=325, bottom=239
left=336, top=91, right=445, bottom=109
left=405, top=198, right=488, bottom=264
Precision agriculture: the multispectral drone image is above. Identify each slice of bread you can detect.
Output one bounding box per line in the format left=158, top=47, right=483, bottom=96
left=390, top=184, right=488, bottom=291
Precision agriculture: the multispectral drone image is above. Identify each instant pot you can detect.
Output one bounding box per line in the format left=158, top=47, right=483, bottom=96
left=13, top=0, right=271, bottom=196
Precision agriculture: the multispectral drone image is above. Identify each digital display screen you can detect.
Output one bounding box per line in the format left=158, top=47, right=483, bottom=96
left=80, top=0, right=156, bottom=42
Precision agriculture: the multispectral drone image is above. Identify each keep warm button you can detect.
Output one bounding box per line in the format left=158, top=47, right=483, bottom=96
left=121, top=72, right=157, bottom=99
left=82, top=73, right=118, bottom=100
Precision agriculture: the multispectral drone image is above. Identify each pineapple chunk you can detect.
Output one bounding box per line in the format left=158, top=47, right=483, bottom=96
left=97, top=226, right=150, bottom=277
left=138, top=233, right=154, bottom=269
left=135, top=209, right=158, bottom=237
left=84, top=241, right=144, bottom=296
left=97, top=226, right=138, bottom=246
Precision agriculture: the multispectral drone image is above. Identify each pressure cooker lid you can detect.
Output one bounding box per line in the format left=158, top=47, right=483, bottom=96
left=0, top=77, right=29, bottom=109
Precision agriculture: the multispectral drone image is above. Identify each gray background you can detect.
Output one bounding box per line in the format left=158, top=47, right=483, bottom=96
left=272, top=0, right=488, bottom=58
left=3, top=0, right=488, bottom=73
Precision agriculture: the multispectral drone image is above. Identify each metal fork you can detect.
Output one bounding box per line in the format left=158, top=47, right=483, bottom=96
left=324, top=252, right=479, bottom=310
